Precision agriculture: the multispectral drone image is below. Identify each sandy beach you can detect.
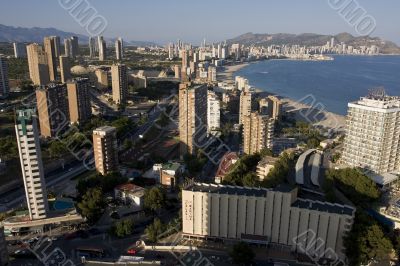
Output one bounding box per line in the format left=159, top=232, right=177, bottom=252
left=218, top=61, right=346, bottom=133
left=217, top=63, right=249, bottom=83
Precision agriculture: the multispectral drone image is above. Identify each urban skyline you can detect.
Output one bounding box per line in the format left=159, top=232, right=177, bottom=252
left=0, top=0, right=399, bottom=44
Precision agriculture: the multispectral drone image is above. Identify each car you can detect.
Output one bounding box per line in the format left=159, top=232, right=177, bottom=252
left=127, top=249, right=137, bottom=255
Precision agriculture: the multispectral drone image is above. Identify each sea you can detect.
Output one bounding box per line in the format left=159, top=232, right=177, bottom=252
left=234, top=55, right=400, bottom=115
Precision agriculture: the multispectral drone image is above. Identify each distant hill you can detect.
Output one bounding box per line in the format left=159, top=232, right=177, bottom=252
left=0, top=24, right=158, bottom=46
left=227, top=32, right=400, bottom=54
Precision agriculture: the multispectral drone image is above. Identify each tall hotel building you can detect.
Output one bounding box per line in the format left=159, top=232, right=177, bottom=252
left=13, top=42, right=27, bottom=58
left=15, top=109, right=49, bottom=220
left=179, top=83, right=208, bottom=156
left=342, top=93, right=400, bottom=174
left=111, top=63, right=128, bottom=105
left=67, top=78, right=92, bottom=124
left=93, top=126, right=118, bottom=175
left=0, top=56, right=9, bottom=99
left=98, top=36, right=106, bottom=61
left=243, top=112, right=274, bottom=155
left=27, top=43, right=50, bottom=86
left=182, top=183, right=355, bottom=262
left=36, top=83, right=69, bottom=138
left=207, top=91, right=220, bottom=135
left=44, top=36, right=61, bottom=81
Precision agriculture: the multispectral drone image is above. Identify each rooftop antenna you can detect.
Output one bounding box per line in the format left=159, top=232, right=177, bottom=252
left=368, top=87, right=386, bottom=99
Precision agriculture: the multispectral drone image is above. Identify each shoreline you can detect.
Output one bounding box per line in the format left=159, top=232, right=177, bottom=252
left=218, top=61, right=346, bottom=133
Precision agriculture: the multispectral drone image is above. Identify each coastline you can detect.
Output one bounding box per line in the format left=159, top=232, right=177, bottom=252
left=218, top=61, right=346, bottom=133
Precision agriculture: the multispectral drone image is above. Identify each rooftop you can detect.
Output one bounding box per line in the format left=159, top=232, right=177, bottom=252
left=115, top=183, right=144, bottom=193
left=162, top=162, right=181, bottom=172
left=292, top=198, right=354, bottom=216
left=185, top=182, right=294, bottom=197
left=93, top=126, right=116, bottom=134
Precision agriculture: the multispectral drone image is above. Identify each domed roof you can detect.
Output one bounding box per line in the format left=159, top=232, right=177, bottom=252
left=71, top=65, right=89, bottom=75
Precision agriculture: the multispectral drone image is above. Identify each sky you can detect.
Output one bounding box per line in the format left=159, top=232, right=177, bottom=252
left=1, top=0, right=399, bottom=45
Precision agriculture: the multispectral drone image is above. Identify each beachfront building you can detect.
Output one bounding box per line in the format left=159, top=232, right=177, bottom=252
left=242, top=112, right=274, bottom=155
left=182, top=182, right=355, bottom=262
left=15, top=109, right=49, bottom=220
left=342, top=93, right=400, bottom=174
left=259, top=95, right=282, bottom=120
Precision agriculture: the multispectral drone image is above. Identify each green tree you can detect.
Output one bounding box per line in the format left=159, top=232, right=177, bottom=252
left=229, top=242, right=255, bottom=265
left=325, top=168, right=380, bottom=206
left=223, top=153, right=261, bottom=186
left=113, top=218, right=135, bottom=238
left=48, top=141, right=67, bottom=158
left=0, top=136, right=18, bottom=160
left=261, top=152, right=294, bottom=188
left=143, top=186, right=166, bottom=212
left=145, top=218, right=165, bottom=243
left=346, top=213, right=393, bottom=265
left=243, top=172, right=258, bottom=187
left=77, top=187, right=106, bottom=224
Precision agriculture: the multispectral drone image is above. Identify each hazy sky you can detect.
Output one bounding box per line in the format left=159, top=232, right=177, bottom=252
left=1, top=0, right=399, bottom=44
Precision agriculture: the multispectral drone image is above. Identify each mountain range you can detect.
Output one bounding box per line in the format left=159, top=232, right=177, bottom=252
left=0, top=24, right=158, bottom=46
left=1, top=24, right=399, bottom=54
left=227, top=32, right=400, bottom=54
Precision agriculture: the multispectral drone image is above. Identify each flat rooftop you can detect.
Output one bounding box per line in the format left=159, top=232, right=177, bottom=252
left=185, top=183, right=294, bottom=197
left=292, top=198, right=354, bottom=216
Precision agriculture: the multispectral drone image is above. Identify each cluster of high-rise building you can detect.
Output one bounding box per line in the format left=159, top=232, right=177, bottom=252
left=248, top=40, right=380, bottom=59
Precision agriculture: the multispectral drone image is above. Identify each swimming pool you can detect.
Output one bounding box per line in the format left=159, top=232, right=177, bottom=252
left=51, top=200, right=75, bottom=211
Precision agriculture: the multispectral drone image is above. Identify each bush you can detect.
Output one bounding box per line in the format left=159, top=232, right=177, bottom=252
left=111, top=218, right=135, bottom=238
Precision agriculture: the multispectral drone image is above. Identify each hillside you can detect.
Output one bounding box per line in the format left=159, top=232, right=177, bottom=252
left=0, top=24, right=157, bottom=46
left=227, top=32, right=400, bottom=54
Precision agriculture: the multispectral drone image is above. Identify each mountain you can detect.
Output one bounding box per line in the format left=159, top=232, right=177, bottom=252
left=0, top=24, right=158, bottom=46
left=227, top=32, right=400, bottom=54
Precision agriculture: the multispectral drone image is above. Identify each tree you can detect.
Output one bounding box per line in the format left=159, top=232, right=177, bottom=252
left=77, top=188, right=106, bottom=224
left=143, top=186, right=166, bottom=212
left=325, top=168, right=380, bottom=206
left=0, top=136, right=18, bottom=160
left=223, top=154, right=261, bottom=186
left=145, top=218, right=165, bottom=243
left=345, top=213, right=393, bottom=265
left=112, top=218, right=135, bottom=238
left=48, top=141, right=67, bottom=158
left=261, top=152, right=294, bottom=188
left=229, top=242, right=255, bottom=265
left=243, top=172, right=258, bottom=187
left=260, top=148, right=273, bottom=157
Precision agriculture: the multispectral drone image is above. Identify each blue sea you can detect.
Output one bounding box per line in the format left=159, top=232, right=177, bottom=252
left=234, top=55, right=400, bottom=115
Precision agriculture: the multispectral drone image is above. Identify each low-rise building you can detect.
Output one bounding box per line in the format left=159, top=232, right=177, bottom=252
left=256, top=156, right=279, bottom=180
left=182, top=182, right=355, bottom=262
left=160, top=162, right=182, bottom=188
left=114, top=183, right=145, bottom=210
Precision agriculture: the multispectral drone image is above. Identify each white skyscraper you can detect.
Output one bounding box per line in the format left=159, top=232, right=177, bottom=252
left=15, top=109, right=49, bottom=220
left=98, top=36, right=106, bottom=61
left=13, top=42, right=27, bottom=58
left=343, top=91, right=400, bottom=174
left=89, top=37, right=96, bottom=58
left=115, top=37, right=123, bottom=60
left=207, top=91, right=220, bottom=135
left=0, top=56, right=9, bottom=99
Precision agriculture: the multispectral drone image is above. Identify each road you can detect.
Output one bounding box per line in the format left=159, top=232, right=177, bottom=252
left=0, top=160, right=91, bottom=210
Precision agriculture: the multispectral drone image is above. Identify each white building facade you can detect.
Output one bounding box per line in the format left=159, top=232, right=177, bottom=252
left=15, top=109, right=49, bottom=220
left=343, top=94, right=400, bottom=174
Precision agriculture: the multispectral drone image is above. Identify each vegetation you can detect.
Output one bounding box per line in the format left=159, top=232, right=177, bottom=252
left=229, top=242, right=255, bottom=265
left=184, top=153, right=208, bottom=176
left=324, top=168, right=380, bottom=207
left=0, top=136, right=18, bottom=160
left=77, top=187, right=106, bottom=224
left=145, top=218, right=165, bottom=243
left=7, top=58, right=29, bottom=80
left=131, top=81, right=178, bottom=101
left=143, top=186, right=166, bottom=213
left=331, top=152, right=341, bottom=163
left=345, top=212, right=393, bottom=266
left=111, top=218, right=135, bottom=238
left=260, top=152, right=295, bottom=188
left=111, top=117, right=135, bottom=138
left=281, top=121, right=324, bottom=148
left=223, top=153, right=261, bottom=186
left=76, top=172, right=128, bottom=196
